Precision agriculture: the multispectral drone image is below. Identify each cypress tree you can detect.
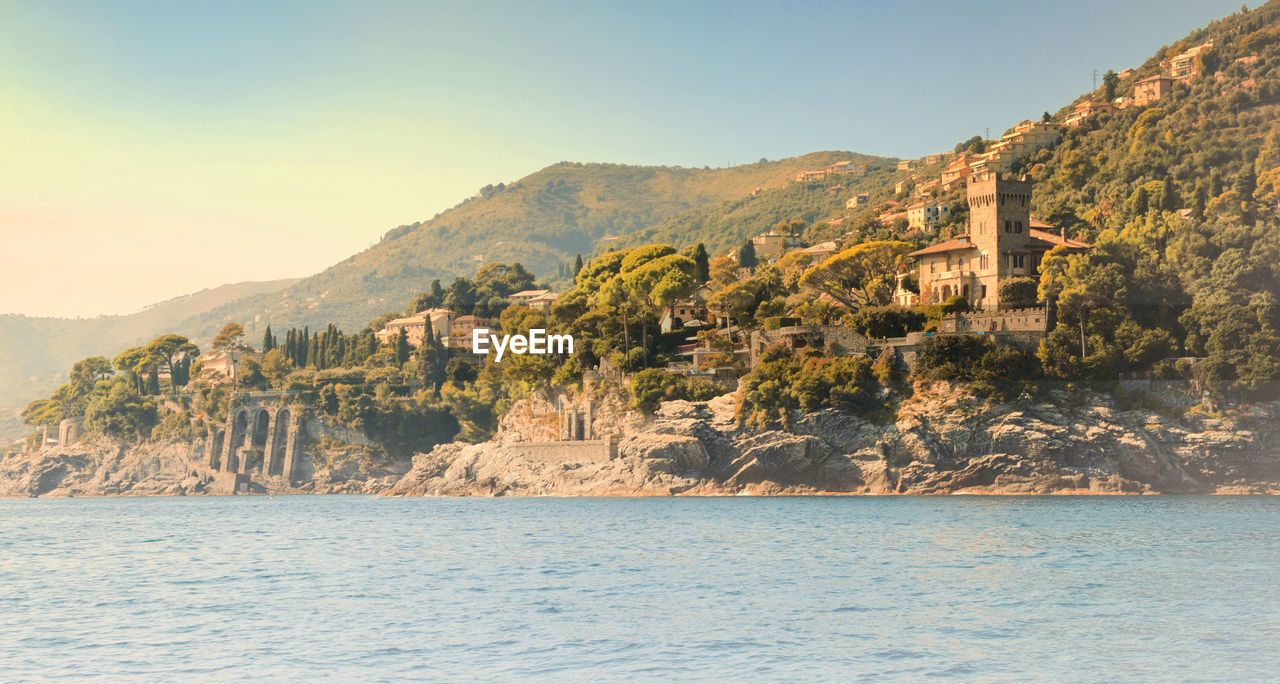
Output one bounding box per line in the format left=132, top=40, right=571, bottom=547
left=262, top=326, right=274, bottom=353
left=738, top=239, right=757, bottom=269
left=573, top=254, right=584, bottom=279
left=395, top=328, right=411, bottom=365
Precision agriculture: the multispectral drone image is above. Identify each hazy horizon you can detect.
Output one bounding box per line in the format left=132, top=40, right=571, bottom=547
left=1, top=0, right=1246, bottom=318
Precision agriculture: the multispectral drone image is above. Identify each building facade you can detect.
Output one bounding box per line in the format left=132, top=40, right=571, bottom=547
left=907, top=200, right=951, bottom=231
left=907, top=172, right=1090, bottom=310
left=376, top=308, right=452, bottom=347
left=1132, top=75, right=1173, bottom=106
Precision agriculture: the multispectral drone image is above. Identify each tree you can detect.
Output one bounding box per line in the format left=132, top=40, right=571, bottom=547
left=684, top=243, right=710, bottom=283
left=630, top=368, right=673, bottom=413
left=797, top=241, right=913, bottom=309
left=572, top=254, right=584, bottom=279
left=260, top=349, right=291, bottom=389
left=998, top=277, right=1039, bottom=308
left=212, top=323, right=245, bottom=350
left=146, top=334, right=199, bottom=390
left=1102, top=69, right=1119, bottom=101
left=445, top=357, right=478, bottom=388
left=847, top=306, right=926, bottom=338
left=408, top=280, right=446, bottom=313
left=262, top=326, right=275, bottom=354
left=394, top=328, right=412, bottom=366
left=83, top=376, right=157, bottom=442
left=738, top=239, right=757, bottom=269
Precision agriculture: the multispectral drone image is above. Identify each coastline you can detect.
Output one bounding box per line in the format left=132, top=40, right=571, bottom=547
left=6, top=383, right=1279, bottom=499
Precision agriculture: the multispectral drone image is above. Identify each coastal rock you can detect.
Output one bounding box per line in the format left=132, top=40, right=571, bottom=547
left=386, top=382, right=1280, bottom=497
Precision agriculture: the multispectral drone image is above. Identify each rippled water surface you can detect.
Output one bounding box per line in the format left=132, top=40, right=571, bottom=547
left=2, top=496, right=1279, bottom=680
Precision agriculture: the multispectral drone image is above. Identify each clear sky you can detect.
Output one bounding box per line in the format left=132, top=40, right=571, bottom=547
left=0, top=0, right=1246, bottom=318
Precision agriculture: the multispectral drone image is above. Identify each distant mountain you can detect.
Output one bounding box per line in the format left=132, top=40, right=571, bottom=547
left=156, top=152, right=897, bottom=338
left=0, top=279, right=298, bottom=424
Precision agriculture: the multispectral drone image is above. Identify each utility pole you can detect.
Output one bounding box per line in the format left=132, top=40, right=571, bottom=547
left=1092, top=69, right=1098, bottom=91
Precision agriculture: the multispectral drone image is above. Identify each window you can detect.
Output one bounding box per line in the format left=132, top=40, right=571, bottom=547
left=980, top=254, right=989, bottom=270
left=1015, top=220, right=1023, bottom=233
left=1004, top=220, right=1011, bottom=233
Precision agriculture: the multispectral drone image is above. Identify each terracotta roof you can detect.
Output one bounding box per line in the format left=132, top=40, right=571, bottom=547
left=909, top=235, right=977, bottom=256
left=909, top=226, right=1091, bottom=258
left=1028, top=228, right=1092, bottom=249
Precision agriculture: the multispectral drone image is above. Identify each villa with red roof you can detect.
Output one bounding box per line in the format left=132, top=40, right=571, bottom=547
left=903, top=171, right=1091, bottom=311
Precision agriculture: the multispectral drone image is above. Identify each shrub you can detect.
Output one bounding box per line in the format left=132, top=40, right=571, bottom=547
left=848, top=306, right=926, bottom=338
left=941, top=295, right=970, bottom=314
left=914, top=335, right=1040, bottom=398
left=998, top=277, right=1039, bottom=308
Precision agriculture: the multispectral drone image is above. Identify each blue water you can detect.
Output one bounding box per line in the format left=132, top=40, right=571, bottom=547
left=1, top=496, right=1278, bottom=681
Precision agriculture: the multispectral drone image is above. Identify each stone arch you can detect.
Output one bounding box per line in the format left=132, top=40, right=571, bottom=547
left=248, top=409, right=271, bottom=472
left=941, top=285, right=953, bottom=300
left=226, top=409, right=250, bottom=472
left=269, top=408, right=290, bottom=477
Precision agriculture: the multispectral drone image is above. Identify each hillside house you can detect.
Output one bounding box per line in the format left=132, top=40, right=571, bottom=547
left=376, top=308, right=453, bottom=347
left=925, top=152, right=951, bottom=165
left=826, top=160, right=865, bottom=176
left=196, top=348, right=253, bottom=385
left=990, top=120, right=1061, bottom=158
left=1166, top=42, right=1213, bottom=82
left=940, top=154, right=974, bottom=190
left=905, top=171, right=1091, bottom=310
left=907, top=200, right=951, bottom=231
left=448, top=315, right=489, bottom=351
left=1132, top=75, right=1173, bottom=106
left=660, top=300, right=709, bottom=333
left=897, top=160, right=918, bottom=172
left=845, top=193, right=871, bottom=209
left=510, top=289, right=557, bottom=313
left=752, top=231, right=805, bottom=261
left=1063, top=100, right=1118, bottom=127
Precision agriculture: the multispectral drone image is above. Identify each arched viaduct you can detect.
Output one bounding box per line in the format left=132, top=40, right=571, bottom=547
left=205, top=397, right=302, bottom=482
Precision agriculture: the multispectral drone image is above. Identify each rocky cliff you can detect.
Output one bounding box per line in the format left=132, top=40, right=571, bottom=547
left=386, top=383, right=1280, bottom=497
left=0, top=420, right=411, bottom=498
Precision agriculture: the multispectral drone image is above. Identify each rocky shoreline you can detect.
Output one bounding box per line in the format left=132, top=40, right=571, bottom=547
left=387, top=384, right=1280, bottom=497
left=4, top=383, right=1279, bottom=498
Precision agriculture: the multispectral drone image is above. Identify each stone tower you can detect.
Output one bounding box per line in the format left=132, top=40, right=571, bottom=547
left=966, top=171, right=1032, bottom=309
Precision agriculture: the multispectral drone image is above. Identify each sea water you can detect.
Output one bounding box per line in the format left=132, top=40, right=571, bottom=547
left=1, top=495, right=1277, bottom=681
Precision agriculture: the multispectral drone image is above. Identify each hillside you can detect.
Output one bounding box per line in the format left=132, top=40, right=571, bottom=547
left=152, top=152, right=895, bottom=338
